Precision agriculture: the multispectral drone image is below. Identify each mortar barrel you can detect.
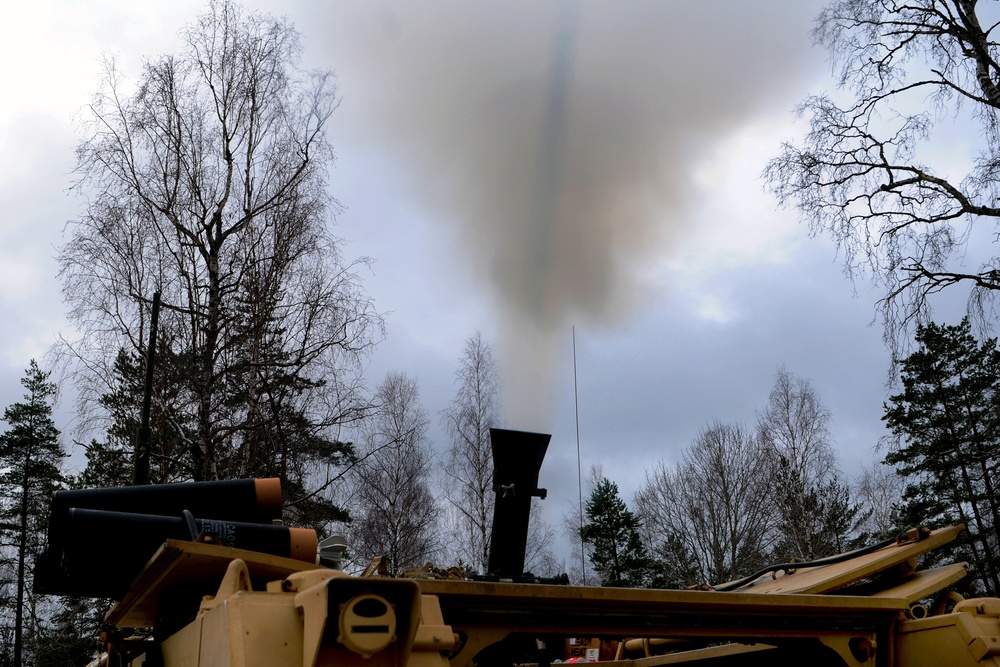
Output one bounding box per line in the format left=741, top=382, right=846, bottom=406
left=486, top=428, right=550, bottom=578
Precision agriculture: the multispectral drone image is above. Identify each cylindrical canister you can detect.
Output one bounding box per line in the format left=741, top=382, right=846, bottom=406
left=49, top=478, right=282, bottom=528
left=41, top=507, right=316, bottom=598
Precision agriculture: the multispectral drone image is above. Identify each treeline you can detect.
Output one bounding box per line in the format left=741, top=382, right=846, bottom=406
left=639, top=368, right=864, bottom=588
left=0, top=332, right=562, bottom=665
left=575, top=368, right=867, bottom=590
left=576, top=319, right=1000, bottom=599
left=8, top=317, right=1000, bottom=663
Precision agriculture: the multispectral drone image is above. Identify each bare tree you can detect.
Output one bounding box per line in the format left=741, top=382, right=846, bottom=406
left=766, top=0, right=1000, bottom=349
left=635, top=421, right=774, bottom=586
left=757, top=370, right=837, bottom=485
left=441, top=332, right=500, bottom=574
left=855, top=461, right=905, bottom=536
left=58, top=1, right=382, bottom=496
left=757, top=369, right=861, bottom=559
left=348, top=372, right=439, bottom=575
left=523, top=499, right=560, bottom=577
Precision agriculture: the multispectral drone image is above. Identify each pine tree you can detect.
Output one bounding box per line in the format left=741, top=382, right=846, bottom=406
left=78, top=348, right=193, bottom=488
left=0, top=360, right=65, bottom=665
left=883, top=319, right=1000, bottom=595
left=29, top=596, right=104, bottom=667
left=770, top=465, right=864, bottom=561
left=649, top=532, right=700, bottom=590
left=580, top=478, right=654, bottom=588
left=79, top=346, right=353, bottom=533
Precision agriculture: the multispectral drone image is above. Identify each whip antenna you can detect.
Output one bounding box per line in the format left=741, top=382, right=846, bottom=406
left=573, top=325, right=586, bottom=585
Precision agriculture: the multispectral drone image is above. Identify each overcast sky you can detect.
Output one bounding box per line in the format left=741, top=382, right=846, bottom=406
left=1, top=1, right=961, bottom=535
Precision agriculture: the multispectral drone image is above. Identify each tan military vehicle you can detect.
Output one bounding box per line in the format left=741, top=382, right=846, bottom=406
left=36, top=430, right=1000, bottom=666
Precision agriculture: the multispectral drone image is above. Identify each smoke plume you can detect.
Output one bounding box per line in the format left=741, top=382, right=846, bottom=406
left=313, top=1, right=823, bottom=426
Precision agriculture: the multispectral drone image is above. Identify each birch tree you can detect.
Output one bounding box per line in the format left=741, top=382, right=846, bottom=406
left=59, top=1, right=380, bottom=517
left=635, top=421, right=773, bottom=586
left=441, top=332, right=500, bottom=573
left=349, top=372, right=439, bottom=575
left=758, top=369, right=861, bottom=560
left=767, top=0, right=1000, bottom=349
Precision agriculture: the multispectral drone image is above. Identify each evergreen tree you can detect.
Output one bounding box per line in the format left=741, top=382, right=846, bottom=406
left=883, top=319, right=1000, bottom=595
left=770, top=467, right=864, bottom=561
left=30, top=596, right=104, bottom=667
left=0, top=361, right=65, bottom=666
left=79, top=346, right=353, bottom=533
left=648, top=532, right=700, bottom=590
left=57, top=350, right=182, bottom=666
left=580, top=478, right=654, bottom=588
left=78, top=347, right=193, bottom=488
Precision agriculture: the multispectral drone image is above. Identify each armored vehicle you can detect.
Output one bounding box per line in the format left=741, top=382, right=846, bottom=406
left=36, top=429, right=999, bottom=666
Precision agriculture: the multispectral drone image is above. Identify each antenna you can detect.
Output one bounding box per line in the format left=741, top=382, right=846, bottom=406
left=573, top=325, right=586, bottom=585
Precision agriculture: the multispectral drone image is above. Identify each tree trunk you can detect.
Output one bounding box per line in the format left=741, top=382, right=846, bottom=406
left=14, top=440, right=31, bottom=666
